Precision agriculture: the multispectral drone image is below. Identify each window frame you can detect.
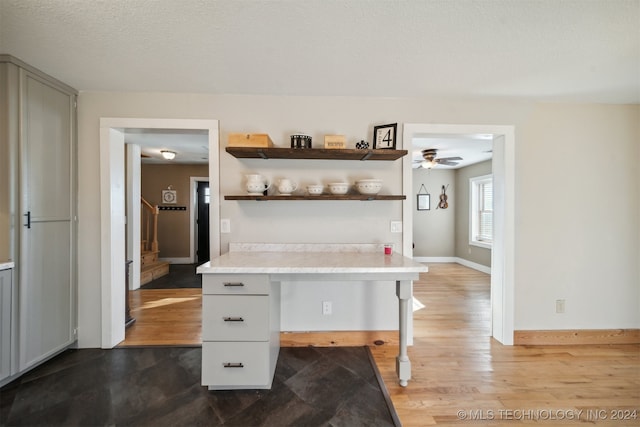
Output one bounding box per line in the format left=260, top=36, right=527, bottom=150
left=469, top=174, right=493, bottom=249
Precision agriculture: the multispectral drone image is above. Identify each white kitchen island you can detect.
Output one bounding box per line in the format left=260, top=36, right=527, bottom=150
left=197, top=246, right=428, bottom=390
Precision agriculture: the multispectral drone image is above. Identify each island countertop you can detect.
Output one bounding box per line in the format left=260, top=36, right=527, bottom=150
left=0, top=261, right=14, bottom=271
left=197, top=247, right=426, bottom=388
left=196, top=251, right=428, bottom=275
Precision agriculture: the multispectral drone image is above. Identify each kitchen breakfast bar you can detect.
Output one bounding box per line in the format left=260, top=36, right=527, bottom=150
left=197, top=244, right=428, bottom=390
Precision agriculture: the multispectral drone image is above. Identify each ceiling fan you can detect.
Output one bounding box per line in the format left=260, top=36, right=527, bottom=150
left=413, top=149, right=463, bottom=169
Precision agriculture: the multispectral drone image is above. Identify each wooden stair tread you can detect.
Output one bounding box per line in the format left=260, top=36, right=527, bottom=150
left=141, top=261, right=169, bottom=272
left=140, top=260, right=170, bottom=285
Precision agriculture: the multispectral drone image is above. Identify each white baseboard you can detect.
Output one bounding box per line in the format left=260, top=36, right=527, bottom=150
left=414, top=257, right=456, bottom=263
left=158, top=257, right=193, bottom=264
left=455, top=257, right=491, bottom=274
left=414, top=256, right=491, bottom=274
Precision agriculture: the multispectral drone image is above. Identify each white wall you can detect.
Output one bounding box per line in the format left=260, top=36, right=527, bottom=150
left=412, top=168, right=456, bottom=257
left=516, top=103, right=639, bottom=330
left=455, top=160, right=493, bottom=267
left=76, top=93, right=639, bottom=347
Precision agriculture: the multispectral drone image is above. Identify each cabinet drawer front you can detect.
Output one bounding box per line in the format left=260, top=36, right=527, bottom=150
left=202, top=342, right=271, bottom=387
left=202, top=295, right=269, bottom=341
left=202, top=274, right=269, bottom=295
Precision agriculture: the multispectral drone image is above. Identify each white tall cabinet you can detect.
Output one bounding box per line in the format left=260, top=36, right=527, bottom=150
left=0, top=265, right=13, bottom=383
left=0, top=55, right=77, bottom=384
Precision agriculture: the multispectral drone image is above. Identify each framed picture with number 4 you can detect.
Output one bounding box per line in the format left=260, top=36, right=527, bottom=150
left=373, top=123, right=397, bottom=149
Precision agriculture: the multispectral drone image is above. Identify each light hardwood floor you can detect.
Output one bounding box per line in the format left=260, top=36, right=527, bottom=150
left=121, top=264, right=640, bottom=426
left=370, top=263, right=640, bottom=426
left=122, top=288, right=201, bottom=346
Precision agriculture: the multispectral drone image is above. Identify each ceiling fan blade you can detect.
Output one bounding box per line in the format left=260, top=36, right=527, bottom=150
left=437, top=160, right=459, bottom=166
left=437, top=156, right=463, bottom=161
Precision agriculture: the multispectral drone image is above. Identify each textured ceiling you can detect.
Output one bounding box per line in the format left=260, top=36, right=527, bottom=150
left=1, top=0, right=638, bottom=103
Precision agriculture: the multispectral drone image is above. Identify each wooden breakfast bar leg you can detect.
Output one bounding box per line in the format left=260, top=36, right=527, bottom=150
left=396, top=279, right=412, bottom=387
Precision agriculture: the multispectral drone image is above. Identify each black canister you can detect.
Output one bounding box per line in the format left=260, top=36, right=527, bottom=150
left=290, top=134, right=312, bottom=149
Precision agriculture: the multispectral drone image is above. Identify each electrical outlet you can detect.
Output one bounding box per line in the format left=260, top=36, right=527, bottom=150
left=220, top=219, right=231, bottom=233
left=556, top=299, right=565, bottom=314
left=390, top=221, right=402, bottom=233
left=322, top=301, right=332, bottom=315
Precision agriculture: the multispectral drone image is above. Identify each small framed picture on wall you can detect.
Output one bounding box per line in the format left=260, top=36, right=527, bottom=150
left=417, top=193, right=430, bottom=211
left=162, top=189, right=177, bottom=204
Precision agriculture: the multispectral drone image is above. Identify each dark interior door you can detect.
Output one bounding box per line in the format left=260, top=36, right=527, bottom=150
left=196, top=181, right=210, bottom=263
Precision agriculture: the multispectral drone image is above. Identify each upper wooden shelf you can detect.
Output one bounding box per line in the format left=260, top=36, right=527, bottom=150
left=225, top=147, right=408, bottom=161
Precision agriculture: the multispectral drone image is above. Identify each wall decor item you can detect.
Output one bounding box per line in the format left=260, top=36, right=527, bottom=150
left=373, top=123, right=397, bottom=149
left=162, top=189, right=177, bottom=204
left=356, top=140, right=370, bottom=149
left=437, top=185, right=449, bottom=209
left=417, top=184, right=430, bottom=211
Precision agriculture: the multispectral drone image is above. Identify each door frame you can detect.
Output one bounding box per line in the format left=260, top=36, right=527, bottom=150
left=99, top=118, right=220, bottom=348
left=402, top=123, right=515, bottom=345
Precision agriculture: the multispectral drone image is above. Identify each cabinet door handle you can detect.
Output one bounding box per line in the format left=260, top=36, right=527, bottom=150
left=223, top=362, right=244, bottom=368
left=24, top=211, right=31, bottom=229
left=223, top=316, right=244, bottom=322
left=223, top=282, right=245, bottom=287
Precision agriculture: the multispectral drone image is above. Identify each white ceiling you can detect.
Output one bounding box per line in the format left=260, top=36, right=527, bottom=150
left=125, top=129, right=209, bottom=164
left=2, top=0, right=637, bottom=165
left=411, top=134, right=494, bottom=169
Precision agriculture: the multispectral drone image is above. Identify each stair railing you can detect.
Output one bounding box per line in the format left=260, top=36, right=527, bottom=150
left=141, top=197, right=159, bottom=252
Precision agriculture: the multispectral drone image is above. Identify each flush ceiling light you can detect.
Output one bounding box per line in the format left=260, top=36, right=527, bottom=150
left=161, top=150, right=176, bottom=160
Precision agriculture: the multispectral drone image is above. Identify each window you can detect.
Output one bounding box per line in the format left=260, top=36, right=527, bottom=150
left=470, top=174, right=493, bottom=248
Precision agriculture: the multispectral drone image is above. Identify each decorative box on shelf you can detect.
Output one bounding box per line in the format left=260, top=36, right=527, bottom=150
left=324, top=135, right=346, bottom=149
left=228, top=133, right=274, bottom=148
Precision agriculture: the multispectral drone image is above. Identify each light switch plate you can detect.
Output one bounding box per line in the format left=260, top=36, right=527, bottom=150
left=220, top=219, right=231, bottom=233
left=390, top=221, right=402, bottom=233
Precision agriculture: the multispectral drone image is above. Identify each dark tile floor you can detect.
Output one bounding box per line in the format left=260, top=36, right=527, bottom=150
left=0, top=346, right=399, bottom=427
left=142, top=264, right=201, bottom=289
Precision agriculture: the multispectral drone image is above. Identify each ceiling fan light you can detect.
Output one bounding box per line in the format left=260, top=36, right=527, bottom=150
left=161, top=150, right=176, bottom=160
left=421, top=160, right=436, bottom=169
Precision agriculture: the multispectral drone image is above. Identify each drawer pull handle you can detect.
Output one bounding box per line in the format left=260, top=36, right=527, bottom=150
left=223, top=362, right=244, bottom=368
left=223, top=316, right=244, bottom=322
left=223, top=282, right=245, bottom=287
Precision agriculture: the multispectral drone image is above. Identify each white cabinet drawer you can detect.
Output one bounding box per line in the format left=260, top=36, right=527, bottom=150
left=202, top=342, right=273, bottom=388
left=202, top=295, right=269, bottom=341
left=202, top=274, right=269, bottom=295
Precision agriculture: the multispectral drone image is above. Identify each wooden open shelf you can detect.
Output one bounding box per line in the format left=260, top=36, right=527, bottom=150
left=224, top=194, right=406, bottom=201
left=225, top=146, right=407, bottom=161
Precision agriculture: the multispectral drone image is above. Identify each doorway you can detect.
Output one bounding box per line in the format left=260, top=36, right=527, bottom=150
left=195, top=180, right=210, bottom=264
left=99, top=118, right=220, bottom=349
left=402, top=124, right=515, bottom=345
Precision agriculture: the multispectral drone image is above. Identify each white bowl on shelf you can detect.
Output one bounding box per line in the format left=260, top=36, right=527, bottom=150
left=355, top=179, right=383, bottom=195
left=328, top=182, right=350, bottom=195
left=307, top=185, right=324, bottom=195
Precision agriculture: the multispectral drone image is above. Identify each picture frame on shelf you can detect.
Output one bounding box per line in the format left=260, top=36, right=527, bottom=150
left=373, top=123, right=397, bottom=149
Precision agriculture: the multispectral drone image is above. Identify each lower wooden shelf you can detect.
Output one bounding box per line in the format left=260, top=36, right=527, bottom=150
left=224, top=194, right=406, bottom=201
